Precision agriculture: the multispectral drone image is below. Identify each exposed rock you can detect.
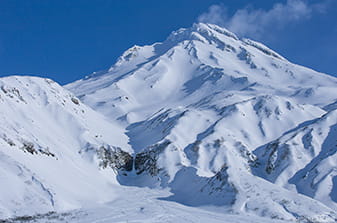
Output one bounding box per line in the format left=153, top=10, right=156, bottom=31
left=1, top=134, right=15, bottom=146
left=71, top=97, right=80, bottom=105
left=21, top=142, right=37, bottom=154
left=20, top=141, right=56, bottom=157
left=135, top=140, right=171, bottom=176
left=97, top=146, right=133, bottom=172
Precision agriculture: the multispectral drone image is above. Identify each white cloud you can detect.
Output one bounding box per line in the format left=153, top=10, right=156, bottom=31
left=197, top=4, right=229, bottom=28
left=198, top=0, right=328, bottom=38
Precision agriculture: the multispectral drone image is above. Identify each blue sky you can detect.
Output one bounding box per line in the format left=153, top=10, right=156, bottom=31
left=0, top=0, right=336, bottom=84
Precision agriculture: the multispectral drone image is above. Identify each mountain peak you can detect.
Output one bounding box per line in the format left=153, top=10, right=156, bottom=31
left=68, top=22, right=337, bottom=123
left=166, top=22, right=238, bottom=44
left=193, top=23, right=239, bottom=39
left=109, top=23, right=286, bottom=74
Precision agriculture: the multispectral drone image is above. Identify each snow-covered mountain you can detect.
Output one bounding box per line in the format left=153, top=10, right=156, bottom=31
left=2, top=23, right=337, bottom=222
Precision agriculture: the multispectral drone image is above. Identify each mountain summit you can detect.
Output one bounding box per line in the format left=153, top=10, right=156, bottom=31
left=68, top=23, right=337, bottom=124
left=1, top=23, right=337, bottom=222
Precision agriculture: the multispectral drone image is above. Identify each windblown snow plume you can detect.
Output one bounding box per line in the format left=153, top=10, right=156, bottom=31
left=198, top=0, right=329, bottom=38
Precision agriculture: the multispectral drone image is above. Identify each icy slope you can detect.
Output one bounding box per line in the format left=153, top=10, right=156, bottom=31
left=65, top=23, right=337, bottom=221
left=0, top=76, right=131, bottom=218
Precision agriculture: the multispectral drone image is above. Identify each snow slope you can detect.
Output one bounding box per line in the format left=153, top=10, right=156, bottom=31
left=1, top=187, right=294, bottom=223
left=0, top=76, right=131, bottom=218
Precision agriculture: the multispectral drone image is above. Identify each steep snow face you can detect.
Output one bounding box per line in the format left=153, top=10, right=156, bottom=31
left=253, top=109, right=337, bottom=209
left=0, top=76, right=131, bottom=218
left=129, top=95, right=323, bottom=180
left=65, top=23, right=337, bottom=221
